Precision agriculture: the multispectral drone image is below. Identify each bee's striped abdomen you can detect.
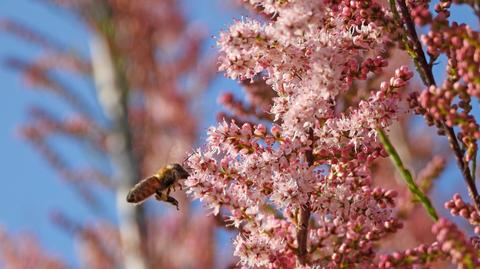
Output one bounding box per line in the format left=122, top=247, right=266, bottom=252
left=126, top=175, right=161, bottom=203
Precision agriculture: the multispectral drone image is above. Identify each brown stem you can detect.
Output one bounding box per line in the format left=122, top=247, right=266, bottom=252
left=394, top=0, right=480, bottom=210
left=296, top=129, right=314, bottom=265
left=296, top=203, right=311, bottom=265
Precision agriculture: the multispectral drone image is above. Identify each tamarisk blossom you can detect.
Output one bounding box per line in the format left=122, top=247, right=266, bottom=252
left=186, top=0, right=415, bottom=267
left=378, top=195, right=480, bottom=269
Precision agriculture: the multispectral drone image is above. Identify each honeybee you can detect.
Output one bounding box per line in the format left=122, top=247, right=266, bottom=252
left=126, top=163, right=190, bottom=210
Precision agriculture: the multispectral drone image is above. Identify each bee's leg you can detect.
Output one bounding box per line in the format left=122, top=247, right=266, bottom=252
left=155, top=190, right=179, bottom=210
left=165, top=196, right=179, bottom=210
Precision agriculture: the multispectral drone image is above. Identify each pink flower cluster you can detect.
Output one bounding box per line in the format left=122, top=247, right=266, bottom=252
left=378, top=241, right=444, bottom=268
left=409, top=0, right=480, bottom=161
left=445, top=194, right=480, bottom=234
left=378, top=217, right=479, bottom=269
left=186, top=117, right=405, bottom=267
left=415, top=81, right=479, bottom=161
left=432, top=218, right=479, bottom=268
left=185, top=1, right=420, bottom=267
left=184, top=0, right=480, bottom=268
left=377, top=193, right=480, bottom=269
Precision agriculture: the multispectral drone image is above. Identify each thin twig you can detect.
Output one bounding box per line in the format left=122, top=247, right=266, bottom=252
left=472, top=153, right=477, bottom=182
left=473, top=2, right=480, bottom=24
left=391, top=0, right=480, bottom=211
left=395, top=0, right=435, bottom=85
left=377, top=128, right=439, bottom=221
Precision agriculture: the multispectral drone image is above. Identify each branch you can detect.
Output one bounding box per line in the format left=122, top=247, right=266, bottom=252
left=391, top=0, right=480, bottom=211
left=296, top=204, right=311, bottom=264
left=296, top=129, right=314, bottom=265
left=377, top=128, right=439, bottom=221
left=90, top=5, right=149, bottom=268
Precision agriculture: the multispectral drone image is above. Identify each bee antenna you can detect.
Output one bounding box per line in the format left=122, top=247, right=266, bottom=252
left=181, top=142, right=208, bottom=169
left=181, top=150, right=195, bottom=168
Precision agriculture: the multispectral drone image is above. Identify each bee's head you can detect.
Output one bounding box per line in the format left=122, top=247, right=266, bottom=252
left=171, top=163, right=190, bottom=179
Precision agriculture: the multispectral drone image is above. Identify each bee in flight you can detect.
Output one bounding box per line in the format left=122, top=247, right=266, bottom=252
left=126, top=163, right=190, bottom=210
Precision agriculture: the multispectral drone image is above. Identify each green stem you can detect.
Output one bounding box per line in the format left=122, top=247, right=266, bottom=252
left=377, top=128, right=439, bottom=221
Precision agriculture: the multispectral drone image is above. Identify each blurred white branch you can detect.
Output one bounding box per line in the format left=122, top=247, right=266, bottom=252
left=91, top=35, right=148, bottom=269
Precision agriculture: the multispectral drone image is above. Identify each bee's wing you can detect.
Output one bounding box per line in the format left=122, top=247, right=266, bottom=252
left=126, top=176, right=161, bottom=203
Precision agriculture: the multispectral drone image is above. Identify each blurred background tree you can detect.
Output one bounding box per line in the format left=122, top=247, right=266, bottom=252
left=0, top=0, right=229, bottom=268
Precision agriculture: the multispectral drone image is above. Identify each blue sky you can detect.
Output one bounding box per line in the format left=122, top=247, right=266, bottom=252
left=0, top=1, right=93, bottom=265
left=0, top=0, right=478, bottom=267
